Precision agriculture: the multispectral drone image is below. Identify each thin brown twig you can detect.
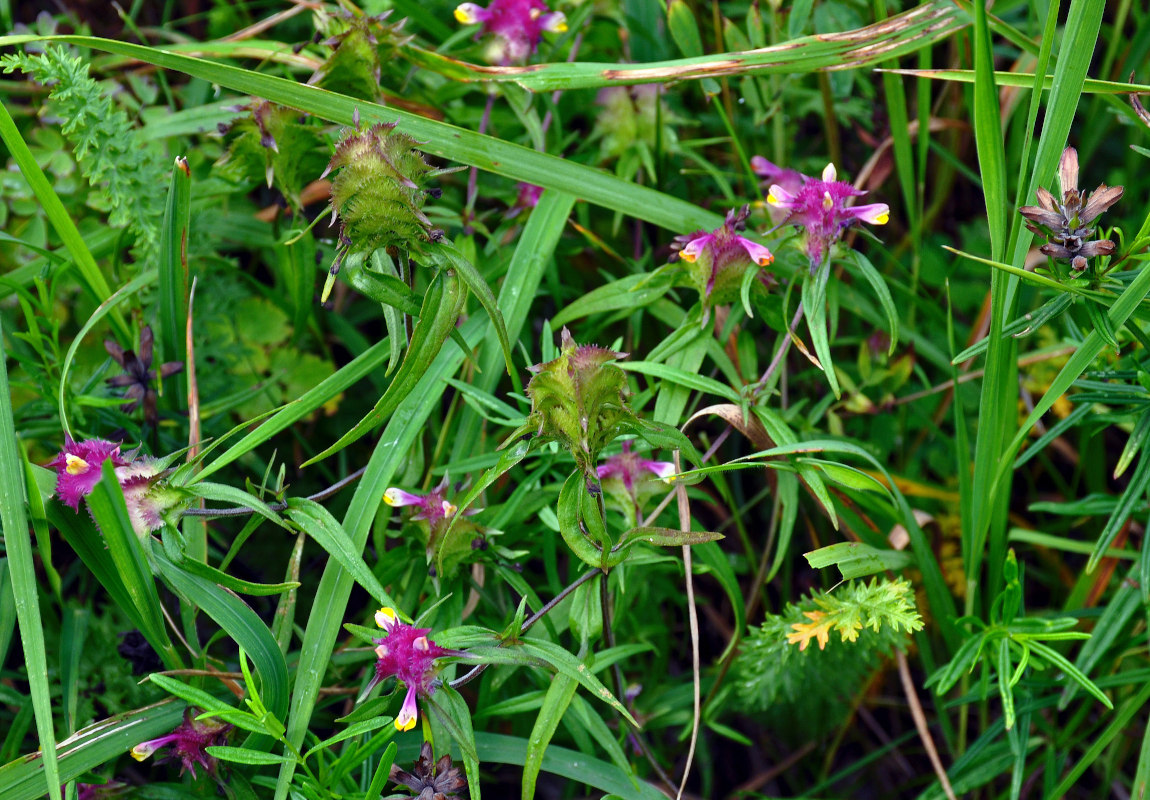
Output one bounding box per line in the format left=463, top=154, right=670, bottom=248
left=183, top=465, right=369, bottom=517
left=896, top=649, right=956, bottom=800
left=674, top=451, right=700, bottom=800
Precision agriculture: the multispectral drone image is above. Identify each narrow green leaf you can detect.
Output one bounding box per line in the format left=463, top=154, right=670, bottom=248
left=0, top=91, right=126, bottom=340
left=205, top=746, right=292, bottom=766
left=153, top=549, right=289, bottom=729
left=303, top=267, right=465, bottom=466
left=519, top=639, right=637, bottom=725
left=523, top=675, right=578, bottom=800
left=56, top=270, right=155, bottom=439
left=285, top=498, right=395, bottom=607
left=804, top=541, right=914, bottom=581
left=197, top=336, right=391, bottom=480
left=848, top=251, right=899, bottom=353
left=85, top=461, right=181, bottom=670
left=158, top=156, right=191, bottom=391
left=557, top=471, right=604, bottom=568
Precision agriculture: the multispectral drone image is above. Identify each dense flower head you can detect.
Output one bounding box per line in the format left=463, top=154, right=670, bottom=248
left=454, top=0, right=566, bottom=64
left=48, top=437, right=127, bottom=510
left=1018, top=146, right=1123, bottom=272
left=523, top=328, right=634, bottom=473
left=767, top=162, right=889, bottom=271
left=322, top=122, right=451, bottom=302
left=669, top=205, right=774, bottom=314
left=388, top=741, right=467, bottom=799
left=48, top=437, right=188, bottom=535
left=130, top=711, right=232, bottom=778
left=370, top=607, right=455, bottom=732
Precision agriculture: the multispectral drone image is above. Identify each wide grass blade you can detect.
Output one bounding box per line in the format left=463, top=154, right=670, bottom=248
left=0, top=34, right=723, bottom=236
left=84, top=462, right=182, bottom=671
left=0, top=325, right=62, bottom=800
left=272, top=316, right=488, bottom=800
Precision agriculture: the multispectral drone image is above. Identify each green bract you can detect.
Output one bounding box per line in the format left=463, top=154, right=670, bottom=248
left=326, top=122, right=444, bottom=257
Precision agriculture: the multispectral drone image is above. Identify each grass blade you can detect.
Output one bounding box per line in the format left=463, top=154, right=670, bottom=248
left=0, top=323, right=62, bottom=800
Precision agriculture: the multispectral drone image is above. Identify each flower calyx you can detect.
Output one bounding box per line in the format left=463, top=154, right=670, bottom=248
left=1018, top=146, right=1124, bottom=273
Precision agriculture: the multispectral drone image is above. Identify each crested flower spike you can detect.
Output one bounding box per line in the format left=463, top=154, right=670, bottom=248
left=1018, top=146, right=1123, bottom=272
left=767, top=162, right=889, bottom=272
left=369, top=607, right=457, bottom=732
left=519, top=328, right=634, bottom=473
left=48, top=438, right=189, bottom=535
left=669, top=205, right=774, bottom=319
left=322, top=122, right=452, bottom=302
left=130, top=711, right=232, bottom=778
left=455, top=0, right=567, bottom=64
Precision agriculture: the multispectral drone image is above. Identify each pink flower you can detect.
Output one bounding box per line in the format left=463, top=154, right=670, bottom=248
left=766, top=162, right=889, bottom=271
left=670, top=205, right=774, bottom=313
left=454, top=0, right=566, bottom=64
left=48, top=437, right=186, bottom=535
left=369, top=608, right=457, bottom=731
left=47, top=437, right=127, bottom=510
left=130, top=711, right=232, bottom=778
left=384, top=476, right=479, bottom=529
left=507, top=182, right=543, bottom=218
left=596, top=440, right=675, bottom=493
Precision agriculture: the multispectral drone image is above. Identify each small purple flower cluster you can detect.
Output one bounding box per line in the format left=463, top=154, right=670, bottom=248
left=130, top=712, right=232, bottom=778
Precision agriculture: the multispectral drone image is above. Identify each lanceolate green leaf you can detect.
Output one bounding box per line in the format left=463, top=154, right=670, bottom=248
left=153, top=548, right=289, bottom=730
left=401, top=1, right=966, bottom=90
left=523, top=675, right=578, bottom=800
left=303, top=266, right=466, bottom=466
left=284, top=498, right=395, bottom=607
left=0, top=91, right=127, bottom=341
left=85, top=461, right=182, bottom=671
left=0, top=329, right=62, bottom=800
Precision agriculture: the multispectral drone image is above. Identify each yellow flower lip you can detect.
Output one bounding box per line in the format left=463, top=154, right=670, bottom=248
left=874, top=210, right=890, bottom=225
left=680, top=251, right=697, bottom=262
left=65, top=453, right=89, bottom=475
left=394, top=713, right=417, bottom=732
left=375, top=607, right=398, bottom=628
left=453, top=4, right=477, bottom=23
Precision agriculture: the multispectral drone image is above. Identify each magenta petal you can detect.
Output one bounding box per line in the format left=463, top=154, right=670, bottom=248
left=48, top=438, right=126, bottom=510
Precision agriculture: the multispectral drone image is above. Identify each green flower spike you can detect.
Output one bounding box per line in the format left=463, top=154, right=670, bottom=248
left=518, top=328, right=635, bottom=473
left=321, top=122, right=451, bottom=302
